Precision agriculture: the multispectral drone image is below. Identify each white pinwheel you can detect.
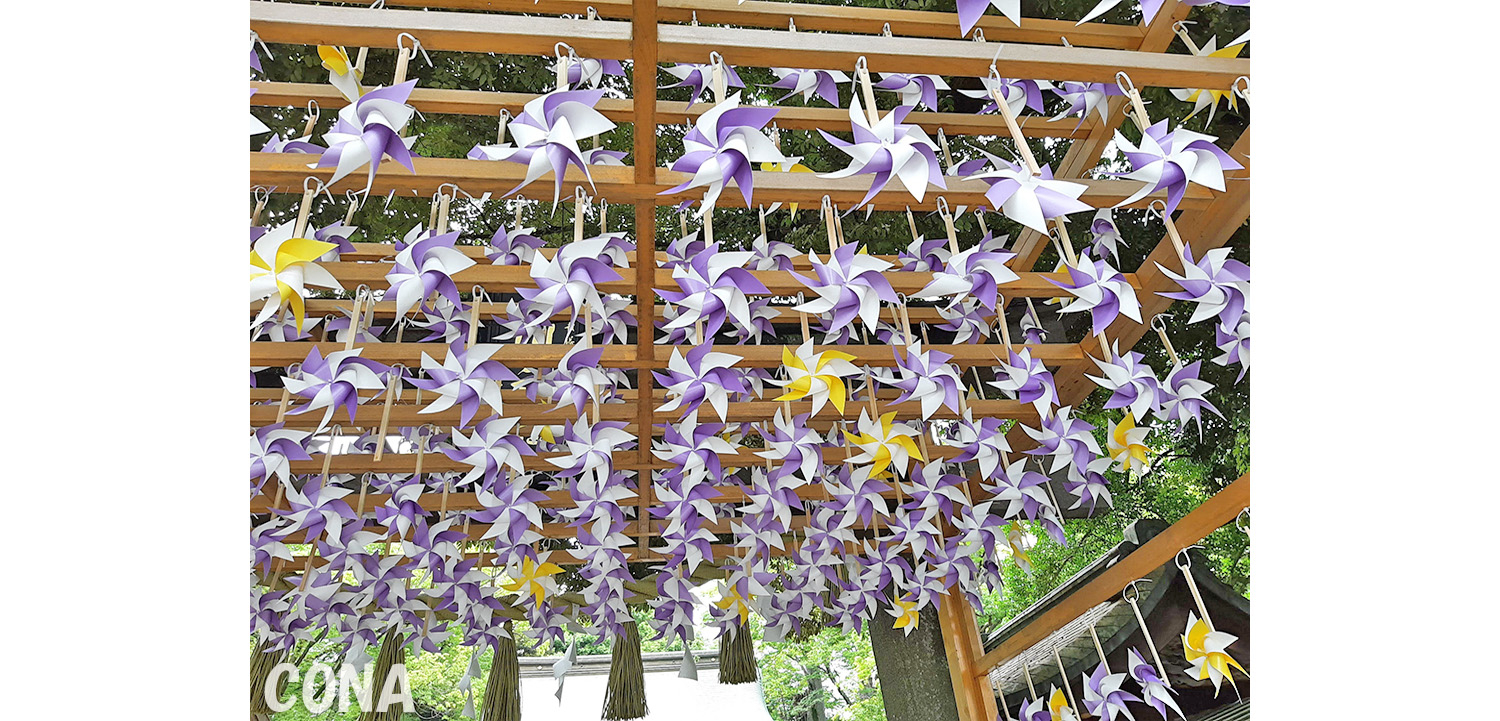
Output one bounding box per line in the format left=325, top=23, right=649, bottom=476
left=547, top=417, right=635, bottom=485
left=317, top=83, right=419, bottom=191
left=520, top=235, right=625, bottom=326
left=447, top=416, right=531, bottom=486
left=1113, top=122, right=1242, bottom=214
left=250, top=424, right=312, bottom=493
left=250, top=221, right=343, bottom=332
left=655, top=347, right=746, bottom=422
left=967, top=158, right=1092, bottom=234
left=991, top=347, right=1060, bottom=417
left=662, top=93, right=792, bottom=214
left=412, top=343, right=514, bottom=426
left=756, top=407, right=829, bottom=482
left=385, top=231, right=477, bottom=318
left=470, top=90, right=617, bottom=204
left=1086, top=344, right=1166, bottom=421
left=651, top=412, right=740, bottom=488
left=473, top=483, right=547, bottom=548
left=1051, top=253, right=1142, bottom=336
left=818, top=97, right=946, bottom=207
left=916, top=244, right=1021, bottom=311
left=791, top=246, right=898, bottom=331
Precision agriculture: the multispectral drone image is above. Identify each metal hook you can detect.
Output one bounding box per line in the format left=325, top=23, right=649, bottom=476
left=691, top=10, right=698, bottom=26
left=368, top=0, right=385, bottom=8
left=397, top=33, right=432, bottom=66
left=1174, top=545, right=1203, bottom=570
left=987, top=44, right=1006, bottom=82
left=1150, top=313, right=1173, bottom=335
left=882, top=22, right=892, bottom=37
left=1114, top=71, right=1137, bottom=96
left=1121, top=578, right=1154, bottom=604
left=971, top=28, right=985, bottom=43
left=586, top=5, right=597, bottom=21
left=554, top=42, right=577, bottom=61
left=1148, top=198, right=1169, bottom=219
left=935, top=196, right=951, bottom=218
left=306, top=99, right=320, bottom=117
left=250, top=31, right=273, bottom=61
left=303, top=176, right=335, bottom=204
left=709, top=50, right=724, bottom=67
left=1235, top=508, right=1250, bottom=533
left=1233, top=76, right=1250, bottom=100
left=253, top=186, right=271, bottom=205
left=789, top=17, right=796, bottom=32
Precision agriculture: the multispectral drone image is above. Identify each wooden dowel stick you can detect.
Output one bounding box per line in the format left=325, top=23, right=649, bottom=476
left=393, top=46, right=412, bottom=86
left=1053, top=646, right=1080, bottom=717
left=1022, top=665, right=1038, bottom=701
left=1125, top=592, right=1170, bottom=685
left=1088, top=623, right=1110, bottom=674
left=990, top=83, right=1041, bottom=175
left=292, top=186, right=317, bottom=239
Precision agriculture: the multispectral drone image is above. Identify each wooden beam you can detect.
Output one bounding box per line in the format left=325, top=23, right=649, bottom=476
left=251, top=151, right=1216, bottom=211
left=939, top=592, right=1002, bottom=721
left=250, top=80, right=1096, bottom=139
left=973, top=472, right=1250, bottom=674
left=378, top=0, right=1145, bottom=48
left=633, top=0, right=662, bottom=561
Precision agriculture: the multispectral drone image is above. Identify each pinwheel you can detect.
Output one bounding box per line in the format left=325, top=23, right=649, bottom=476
left=661, top=93, right=791, bottom=213
left=653, top=345, right=749, bottom=421
left=658, top=245, right=772, bottom=338
left=1051, top=80, right=1122, bottom=128
left=1160, top=361, right=1223, bottom=437
left=748, top=234, right=798, bottom=271
left=405, top=341, right=517, bottom=427
left=249, top=221, right=342, bottom=333
left=990, top=347, right=1060, bottom=417
left=935, top=299, right=992, bottom=343
left=955, top=0, right=1020, bottom=34
left=950, top=411, right=1013, bottom=480
left=1023, top=406, right=1102, bottom=475
left=900, top=461, right=971, bottom=520
left=662, top=61, right=745, bottom=107
left=524, top=342, right=615, bottom=416
left=1020, top=300, right=1047, bottom=343
left=277, top=477, right=358, bottom=543
left=875, top=342, right=965, bottom=419
left=766, top=67, right=850, bottom=106
left=250, top=518, right=294, bottom=576
left=649, top=567, right=699, bottom=646
left=888, top=594, right=921, bottom=635
left=317, top=45, right=364, bottom=102
left=444, top=415, right=534, bottom=488
left=249, top=89, right=271, bottom=136
left=1019, top=697, right=1050, bottom=721
left=1087, top=346, right=1166, bottom=421
left=546, top=417, right=635, bottom=485
left=1050, top=687, right=1082, bottom=721
left=1088, top=208, right=1126, bottom=264
left=1127, top=648, right=1184, bottom=720
left=985, top=458, right=1058, bottom=524
left=957, top=73, right=1051, bottom=116
left=1182, top=611, right=1247, bottom=696
left=374, top=475, right=427, bottom=538
left=1082, top=662, right=1143, bottom=721
left=557, top=56, right=625, bottom=90
left=517, top=234, right=629, bottom=327
left=756, top=409, right=829, bottom=484
left=845, top=409, right=925, bottom=479
left=1113, top=121, right=1244, bottom=215
left=316, top=81, right=419, bottom=193
left=408, top=298, right=470, bottom=345
left=725, top=299, right=780, bottom=345
left=250, top=423, right=313, bottom=495
left=1158, top=246, right=1250, bottom=327
left=502, top=554, right=565, bottom=605
left=1170, top=36, right=1247, bottom=125
left=383, top=228, right=477, bottom=318
left=485, top=223, right=545, bottom=265
left=467, top=89, right=617, bottom=203
left=818, top=98, right=946, bottom=207
left=898, top=235, right=950, bottom=273
left=918, top=239, right=1020, bottom=311
left=661, top=231, right=708, bottom=270
left=260, top=132, right=324, bottom=155
left=968, top=159, right=1093, bottom=234
left=652, top=413, right=738, bottom=490
left=872, top=72, right=950, bottom=110
left=401, top=517, right=466, bottom=571
left=283, top=347, right=390, bottom=429
left=791, top=244, right=899, bottom=330
left=1214, top=315, right=1250, bottom=381
left=1107, top=414, right=1151, bottom=472
left=1049, top=252, right=1142, bottom=336
left=770, top=341, right=860, bottom=416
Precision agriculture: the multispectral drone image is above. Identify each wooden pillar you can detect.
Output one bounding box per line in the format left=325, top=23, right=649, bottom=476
left=631, top=0, right=659, bottom=560
left=938, top=592, right=1000, bottom=721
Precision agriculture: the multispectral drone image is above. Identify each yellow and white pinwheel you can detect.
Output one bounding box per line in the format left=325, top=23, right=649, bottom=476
left=1049, top=687, right=1081, bottom=721
left=249, top=221, right=342, bottom=333
left=1004, top=521, right=1034, bottom=574
left=714, top=584, right=755, bottom=627
left=317, top=45, right=364, bottom=103
left=501, top=555, right=564, bottom=605
left=1107, top=414, right=1152, bottom=472
left=1183, top=611, right=1247, bottom=696
left=843, top=409, right=924, bottom=479
left=772, top=341, right=859, bottom=416
left=889, top=595, right=920, bottom=635
left=1170, top=38, right=1247, bottom=125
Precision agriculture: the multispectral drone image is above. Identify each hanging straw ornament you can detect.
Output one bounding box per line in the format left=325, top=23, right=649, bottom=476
left=479, top=629, right=521, bottom=721
left=1176, top=549, right=1247, bottom=697
left=602, top=620, right=648, bottom=720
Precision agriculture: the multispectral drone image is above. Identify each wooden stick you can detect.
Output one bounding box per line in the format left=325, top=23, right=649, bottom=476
left=372, top=366, right=402, bottom=461
left=393, top=45, right=413, bottom=86
left=1179, top=557, right=1215, bottom=631
left=1124, top=588, right=1170, bottom=685
left=1087, top=622, right=1110, bottom=674
left=989, top=80, right=1041, bottom=175
left=436, top=191, right=453, bottom=234
left=1022, top=664, right=1039, bottom=701
left=1052, top=646, right=1080, bottom=716
left=936, top=127, right=955, bottom=175
left=292, top=184, right=317, bottom=239
left=905, top=207, right=920, bottom=241
left=855, top=58, right=880, bottom=126
left=939, top=203, right=962, bottom=256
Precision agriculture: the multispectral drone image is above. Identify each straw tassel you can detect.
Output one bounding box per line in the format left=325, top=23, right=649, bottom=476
left=361, top=630, right=407, bottom=721
left=249, top=638, right=290, bottom=716
left=481, top=631, right=521, bottom=721
left=602, top=621, right=648, bottom=720
left=717, top=621, right=758, bottom=685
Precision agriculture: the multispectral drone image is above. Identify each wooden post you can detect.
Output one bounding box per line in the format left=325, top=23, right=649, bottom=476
left=938, top=592, right=999, bottom=721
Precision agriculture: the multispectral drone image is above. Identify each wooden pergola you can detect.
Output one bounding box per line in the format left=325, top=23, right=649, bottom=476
left=250, top=1, right=1250, bottom=718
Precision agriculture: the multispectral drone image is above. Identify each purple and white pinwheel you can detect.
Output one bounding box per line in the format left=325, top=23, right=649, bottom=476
left=899, top=235, right=951, bottom=273
left=468, top=90, right=617, bottom=204
left=1020, top=300, right=1047, bottom=343
left=277, top=477, right=358, bottom=544
left=936, top=299, right=992, bottom=343
left=486, top=224, right=546, bottom=266
left=1048, top=252, right=1142, bottom=336
left=409, top=341, right=519, bottom=427
left=1160, top=361, right=1222, bottom=437
left=469, top=480, right=549, bottom=564
left=662, top=94, right=791, bottom=213
left=757, top=408, right=828, bottom=483
left=872, top=72, right=950, bottom=110
left=518, top=234, right=631, bottom=327
left=1023, top=405, right=1102, bottom=475
left=385, top=229, right=476, bottom=318
left=917, top=237, right=1020, bottom=311
left=767, top=67, right=850, bottom=106
left=957, top=74, right=1050, bottom=116
left=654, top=345, right=749, bottom=421
left=522, top=342, right=615, bottom=416
left=950, top=410, right=1013, bottom=480
left=653, top=413, right=738, bottom=489
left=749, top=234, right=798, bottom=271
left=657, top=244, right=771, bottom=339
left=547, top=417, right=635, bottom=485
left=1086, top=344, right=1166, bottom=421
left=1158, top=246, right=1250, bottom=327
left=819, top=98, right=946, bottom=207
left=1079, top=0, right=1249, bottom=28
left=968, top=157, right=1092, bottom=234
left=1214, top=315, right=1249, bottom=381
left=874, top=342, right=966, bottom=420
left=985, top=459, right=1059, bottom=526
left=725, top=299, right=780, bottom=345
left=661, top=61, right=745, bottom=107
left=733, top=467, right=803, bottom=558
left=900, top=461, right=971, bottom=521
left=1114, top=121, right=1244, bottom=215
left=955, top=0, right=1020, bottom=34
left=251, top=423, right=313, bottom=495
left=1082, top=661, right=1143, bottom=721
left=791, top=243, right=899, bottom=330
left=410, top=298, right=471, bottom=345
left=662, top=231, right=708, bottom=271
left=557, top=56, right=625, bottom=90
left=649, top=567, right=699, bottom=645
left=316, top=81, right=419, bottom=193
left=1127, top=647, right=1185, bottom=720
left=1064, top=456, right=1114, bottom=514
left=1088, top=208, right=1125, bottom=264
left=445, top=415, right=534, bottom=487
left=1052, top=80, right=1122, bottom=129
left=283, top=347, right=390, bottom=429
left=989, top=347, right=1059, bottom=417
left=261, top=133, right=324, bottom=155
